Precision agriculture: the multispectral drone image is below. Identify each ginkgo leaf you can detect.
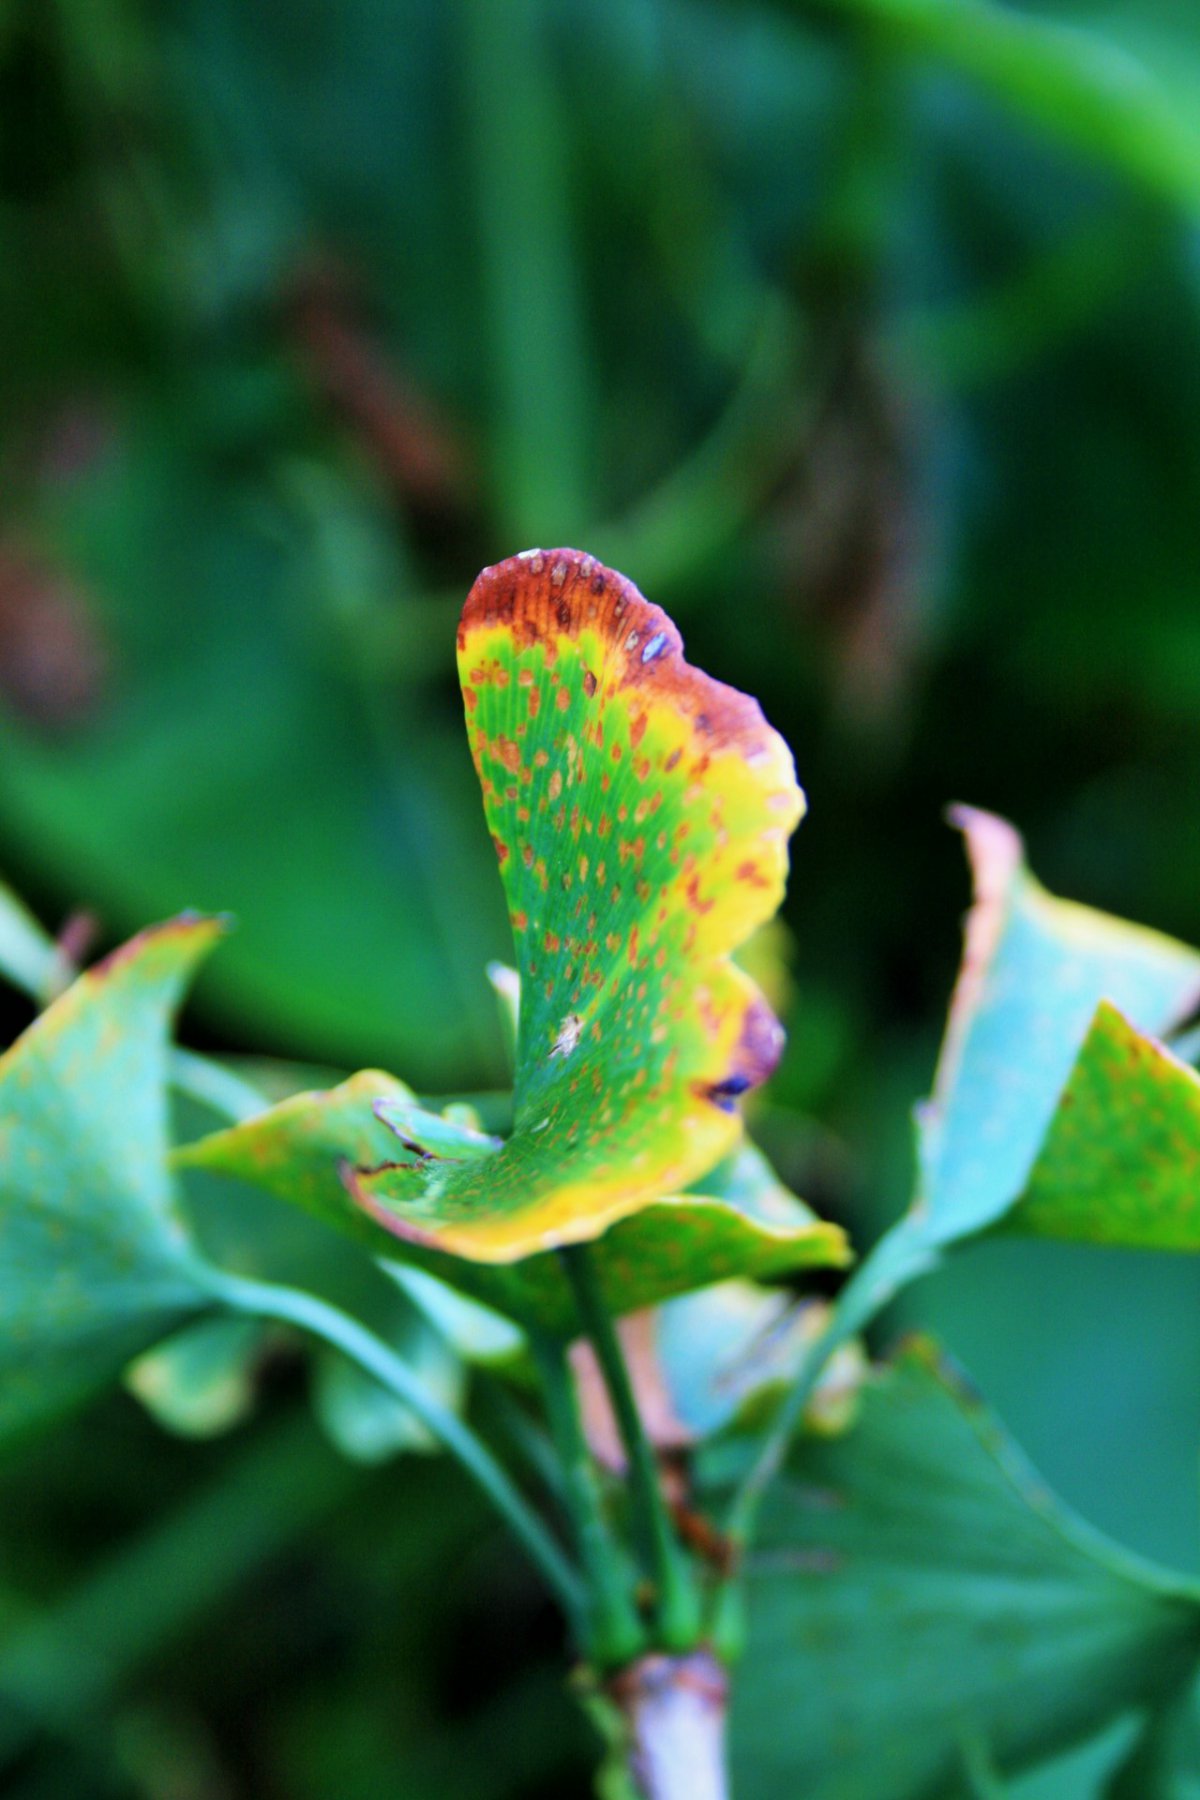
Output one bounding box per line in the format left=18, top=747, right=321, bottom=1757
left=126, top=1315, right=264, bottom=1438
left=1004, top=1001, right=1200, bottom=1249
left=0, top=917, right=223, bottom=1445
left=914, top=808, right=1200, bottom=1245
left=350, top=548, right=805, bottom=1261
left=722, top=1339, right=1200, bottom=1800
left=176, top=1088, right=849, bottom=1335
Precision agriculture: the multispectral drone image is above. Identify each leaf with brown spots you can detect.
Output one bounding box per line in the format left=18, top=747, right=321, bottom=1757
left=177, top=1088, right=849, bottom=1335
left=352, top=548, right=805, bottom=1262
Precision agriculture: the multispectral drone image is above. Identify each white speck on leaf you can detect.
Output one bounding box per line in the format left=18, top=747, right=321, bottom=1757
left=550, top=1014, right=583, bottom=1058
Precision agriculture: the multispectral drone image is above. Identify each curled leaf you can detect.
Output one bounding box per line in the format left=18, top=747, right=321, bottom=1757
left=916, top=808, right=1200, bottom=1244
left=353, top=549, right=805, bottom=1261
left=176, top=1088, right=849, bottom=1334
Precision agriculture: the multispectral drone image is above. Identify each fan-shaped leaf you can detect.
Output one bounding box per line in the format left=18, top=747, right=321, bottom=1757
left=352, top=548, right=805, bottom=1261
left=0, top=917, right=222, bottom=1445
left=916, top=808, right=1200, bottom=1244
left=1004, top=1000, right=1200, bottom=1249
left=723, top=1340, right=1200, bottom=1800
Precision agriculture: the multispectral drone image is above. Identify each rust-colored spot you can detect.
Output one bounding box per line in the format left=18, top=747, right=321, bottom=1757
left=556, top=686, right=571, bottom=712
left=685, top=875, right=715, bottom=915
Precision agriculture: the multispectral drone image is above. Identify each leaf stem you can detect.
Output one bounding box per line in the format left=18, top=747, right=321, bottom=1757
left=529, top=1329, right=646, bottom=1669
left=169, top=1048, right=267, bottom=1124
left=559, top=1245, right=702, bottom=1652
left=199, top=1268, right=586, bottom=1633
left=721, top=1218, right=936, bottom=1556
left=708, top=1218, right=935, bottom=1658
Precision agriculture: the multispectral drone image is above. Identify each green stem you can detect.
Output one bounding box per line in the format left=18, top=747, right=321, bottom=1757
left=709, top=1218, right=937, bottom=1656
left=559, top=1245, right=702, bottom=1652
left=530, top=1330, right=646, bottom=1669
left=200, top=1268, right=585, bottom=1634
left=723, top=1219, right=936, bottom=1553
left=169, top=1047, right=267, bottom=1124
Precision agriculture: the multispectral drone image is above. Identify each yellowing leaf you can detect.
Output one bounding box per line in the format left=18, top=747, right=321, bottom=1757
left=1005, top=1001, right=1200, bottom=1249
left=176, top=1086, right=848, bottom=1335
left=353, top=548, right=805, bottom=1261
left=916, top=807, right=1200, bottom=1244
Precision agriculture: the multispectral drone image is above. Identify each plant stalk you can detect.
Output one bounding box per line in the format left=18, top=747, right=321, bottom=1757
left=722, top=1217, right=936, bottom=1555
left=559, top=1245, right=702, bottom=1651
left=200, top=1268, right=585, bottom=1633
left=530, top=1329, right=646, bottom=1668
left=610, top=1649, right=729, bottom=1800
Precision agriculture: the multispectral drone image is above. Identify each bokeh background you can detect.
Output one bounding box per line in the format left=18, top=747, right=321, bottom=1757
left=4, top=1, right=1200, bottom=1794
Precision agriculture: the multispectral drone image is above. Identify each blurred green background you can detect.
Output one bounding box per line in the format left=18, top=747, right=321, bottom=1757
left=4, top=0, right=1200, bottom=1793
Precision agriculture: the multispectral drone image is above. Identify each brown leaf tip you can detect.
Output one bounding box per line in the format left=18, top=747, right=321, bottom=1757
left=460, top=547, right=782, bottom=760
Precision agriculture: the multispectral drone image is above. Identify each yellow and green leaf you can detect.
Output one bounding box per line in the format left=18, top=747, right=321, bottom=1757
left=176, top=1088, right=848, bottom=1335
left=1004, top=1001, right=1200, bottom=1249
left=914, top=807, right=1200, bottom=1245
left=349, top=548, right=805, bottom=1260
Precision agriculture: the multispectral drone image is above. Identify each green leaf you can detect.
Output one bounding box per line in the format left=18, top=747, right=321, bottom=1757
left=125, top=1315, right=264, bottom=1438
left=313, top=1296, right=465, bottom=1465
left=177, top=1088, right=849, bottom=1335
left=1003, top=1001, right=1200, bottom=1250
left=916, top=808, right=1200, bottom=1245
left=0, top=917, right=223, bottom=1446
left=354, top=548, right=806, bottom=1261
left=817, top=0, right=1200, bottom=216
left=723, top=1339, right=1200, bottom=1800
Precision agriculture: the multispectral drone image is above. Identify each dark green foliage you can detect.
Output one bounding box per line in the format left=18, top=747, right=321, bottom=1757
left=725, top=1343, right=1200, bottom=1798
